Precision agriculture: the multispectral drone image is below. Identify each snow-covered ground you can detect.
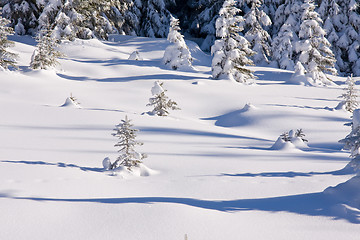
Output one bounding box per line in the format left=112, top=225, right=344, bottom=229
left=0, top=35, right=359, bottom=239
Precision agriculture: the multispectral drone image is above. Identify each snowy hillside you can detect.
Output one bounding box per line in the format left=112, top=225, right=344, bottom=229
left=0, top=35, right=359, bottom=240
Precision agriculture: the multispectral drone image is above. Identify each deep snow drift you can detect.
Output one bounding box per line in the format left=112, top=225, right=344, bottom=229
left=0, top=35, right=359, bottom=240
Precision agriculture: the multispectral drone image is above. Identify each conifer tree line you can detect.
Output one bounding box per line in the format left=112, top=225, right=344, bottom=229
left=1, top=0, right=359, bottom=76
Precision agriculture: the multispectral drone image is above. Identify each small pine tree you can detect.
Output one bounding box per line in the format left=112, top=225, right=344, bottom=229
left=0, top=13, right=18, bottom=70
left=340, top=75, right=358, bottom=113
left=147, top=81, right=180, bottom=116
left=211, top=0, right=255, bottom=83
left=30, top=26, right=64, bottom=70
left=111, top=115, right=146, bottom=170
left=162, top=17, right=193, bottom=70
left=295, top=129, right=308, bottom=142
left=280, top=131, right=291, bottom=142
left=339, top=110, right=360, bottom=158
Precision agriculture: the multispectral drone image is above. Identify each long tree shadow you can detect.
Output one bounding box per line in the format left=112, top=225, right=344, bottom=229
left=2, top=192, right=359, bottom=223
left=1, top=160, right=103, bottom=172
left=138, top=126, right=272, bottom=142
left=56, top=73, right=205, bottom=82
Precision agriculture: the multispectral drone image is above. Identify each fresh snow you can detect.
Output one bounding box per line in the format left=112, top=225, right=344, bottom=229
left=0, top=34, right=359, bottom=240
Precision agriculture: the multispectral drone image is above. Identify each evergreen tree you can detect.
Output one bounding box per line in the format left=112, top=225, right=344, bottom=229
left=30, top=26, right=64, bottom=69
left=296, top=0, right=337, bottom=85
left=211, top=0, right=255, bottom=83
left=340, top=75, right=358, bottom=112
left=318, top=0, right=360, bottom=76
left=111, top=115, right=146, bottom=170
left=140, top=0, right=175, bottom=38
left=147, top=81, right=180, bottom=116
left=2, top=0, right=39, bottom=35
left=162, top=16, right=193, bottom=70
left=103, top=0, right=142, bottom=36
left=271, top=15, right=299, bottom=70
left=244, top=0, right=272, bottom=64
left=339, top=110, right=360, bottom=158
left=72, top=0, right=113, bottom=40
left=272, top=0, right=302, bottom=37
left=0, top=13, right=18, bottom=69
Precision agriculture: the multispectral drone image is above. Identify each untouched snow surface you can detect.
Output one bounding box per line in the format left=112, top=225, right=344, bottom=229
left=0, top=35, right=359, bottom=240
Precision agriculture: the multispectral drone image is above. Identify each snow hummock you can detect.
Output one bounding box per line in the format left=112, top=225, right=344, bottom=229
left=60, top=97, right=81, bottom=108
left=108, top=164, right=158, bottom=178
left=271, top=130, right=308, bottom=150
left=270, top=137, right=298, bottom=151
left=324, top=176, right=360, bottom=210
left=102, top=157, right=111, bottom=170
left=128, top=50, right=143, bottom=60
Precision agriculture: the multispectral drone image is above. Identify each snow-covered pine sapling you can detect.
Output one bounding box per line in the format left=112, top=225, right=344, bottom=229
left=295, top=129, right=308, bottom=142
left=280, top=131, right=291, bottom=142
left=340, top=75, right=358, bottom=113
left=162, top=16, right=193, bottom=70
left=340, top=109, right=360, bottom=158
left=30, top=25, right=64, bottom=70
left=211, top=0, right=255, bottom=83
left=128, top=50, right=143, bottom=60
left=147, top=81, right=180, bottom=116
left=69, top=93, right=80, bottom=105
left=0, top=13, right=18, bottom=69
left=111, top=115, right=146, bottom=170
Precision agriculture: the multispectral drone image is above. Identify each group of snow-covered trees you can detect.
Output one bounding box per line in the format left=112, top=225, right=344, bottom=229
left=1, top=0, right=359, bottom=76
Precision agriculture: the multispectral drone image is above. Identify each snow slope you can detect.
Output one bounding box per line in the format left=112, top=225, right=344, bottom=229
left=0, top=35, right=359, bottom=240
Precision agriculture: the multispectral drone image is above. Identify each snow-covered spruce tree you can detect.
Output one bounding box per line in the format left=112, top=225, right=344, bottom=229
left=318, top=0, right=360, bottom=76
left=140, top=0, right=175, bottom=38
left=272, top=0, right=302, bottom=38
left=37, top=0, right=81, bottom=41
left=178, top=0, right=225, bottom=51
left=271, top=15, right=299, bottom=70
left=102, top=0, right=142, bottom=36
left=340, top=75, right=358, bottom=112
left=162, top=16, right=193, bottom=70
left=0, top=14, right=18, bottom=69
left=243, top=0, right=272, bottom=64
left=339, top=109, right=360, bottom=171
left=147, top=81, right=180, bottom=116
left=72, top=0, right=113, bottom=39
left=110, top=115, right=146, bottom=170
left=2, top=0, right=39, bottom=35
left=295, top=0, right=337, bottom=85
left=30, top=26, right=64, bottom=69
left=211, top=0, right=255, bottom=83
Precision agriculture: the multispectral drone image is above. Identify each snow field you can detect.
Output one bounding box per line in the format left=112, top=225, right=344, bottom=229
left=0, top=35, right=359, bottom=239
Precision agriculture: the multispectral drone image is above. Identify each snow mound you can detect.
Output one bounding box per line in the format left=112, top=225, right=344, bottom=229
left=102, top=157, right=111, bottom=170
left=334, top=101, right=347, bottom=111
left=108, top=164, right=158, bottom=178
left=337, top=157, right=360, bottom=175
left=128, top=51, right=143, bottom=60
left=60, top=97, right=82, bottom=108
left=287, top=72, right=314, bottom=86
left=270, top=137, right=298, bottom=151
left=324, top=176, right=360, bottom=210
left=203, top=103, right=258, bottom=128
